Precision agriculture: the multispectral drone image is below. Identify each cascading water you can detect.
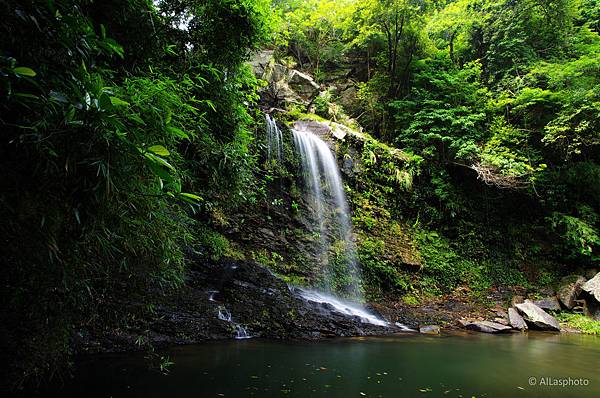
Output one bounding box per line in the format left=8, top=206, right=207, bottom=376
left=296, top=288, right=387, bottom=326
left=292, top=122, right=389, bottom=326
left=217, top=307, right=232, bottom=322
left=292, top=122, right=361, bottom=299
left=217, top=306, right=252, bottom=339
left=265, top=114, right=283, bottom=163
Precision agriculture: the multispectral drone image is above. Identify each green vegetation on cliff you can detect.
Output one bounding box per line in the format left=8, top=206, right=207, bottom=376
left=267, top=0, right=599, bottom=297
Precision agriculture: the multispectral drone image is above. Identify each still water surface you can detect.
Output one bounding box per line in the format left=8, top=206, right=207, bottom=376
left=52, top=332, right=600, bottom=398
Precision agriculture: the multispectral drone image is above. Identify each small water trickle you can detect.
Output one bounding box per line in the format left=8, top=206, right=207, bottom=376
left=207, top=290, right=219, bottom=302
left=394, top=322, right=415, bottom=332
left=234, top=324, right=251, bottom=339
left=217, top=306, right=253, bottom=339
left=217, top=307, right=232, bottom=322
left=265, top=114, right=283, bottom=163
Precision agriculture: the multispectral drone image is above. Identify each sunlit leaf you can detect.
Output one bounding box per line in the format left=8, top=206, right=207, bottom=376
left=148, top=145, right=170, bottom=157
left=13, top=67, right=36, bottom=77
left=109, top=96, right=130, bottom=107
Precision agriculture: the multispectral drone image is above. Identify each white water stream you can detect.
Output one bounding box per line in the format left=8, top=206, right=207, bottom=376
left=265, top=114, right=283, bottom=163
left=292, top=123, right=360, bottom=297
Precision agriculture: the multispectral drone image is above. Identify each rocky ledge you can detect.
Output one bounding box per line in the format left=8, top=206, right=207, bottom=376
left=75, top=260, right=403, bottom=354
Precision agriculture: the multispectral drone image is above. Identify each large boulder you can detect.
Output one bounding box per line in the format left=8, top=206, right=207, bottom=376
left=462, top=320, right=512, bottom=334
left=532, top=296, right=561, bottom=311
left=515, top=301, right=560, bottom=331
left=248, top=49, right=274, bottom=77
left=582, top=295, right=600, bottom=321
left=557, top=275, right=586, bottom=309
left=508, top=308, right=528, bottom=330
left=288, top=70, right=320, bottom=97
left=582, top=273, right=600, bottom=303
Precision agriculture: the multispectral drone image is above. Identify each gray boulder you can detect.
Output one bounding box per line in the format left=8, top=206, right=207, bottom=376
left=462, top=320, right=512, bottom=334
left=288, top=70, right=320, bottom=97
left=557, top=275, right=586, bottom=309
left=515, top=301, right=560, bottom=331
left=532, top=296, right=561, bottom=311
left=582, top=273, right=600, bottom=303
left=508, top=308, right=528, bottom=330
left=419, top=325, right=440, bottom=335
left=248, top=49, right=274, bottom=77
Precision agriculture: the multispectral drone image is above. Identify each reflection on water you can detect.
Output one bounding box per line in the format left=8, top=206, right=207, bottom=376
left=47, top=332, right=600, bottom=398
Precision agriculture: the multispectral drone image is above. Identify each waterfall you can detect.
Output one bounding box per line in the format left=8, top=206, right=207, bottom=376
left=218, top=306, right=252, bottom=339
left=218, top=307, right=232, bottom=322
left=292, top=123, right=361, bottom=298
left=265, top=114, right=283, bottom=163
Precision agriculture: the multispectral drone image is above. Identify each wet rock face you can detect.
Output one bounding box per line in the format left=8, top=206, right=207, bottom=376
left=219, top=260, right=397, bottom=338
left=155, top=261, right=397, bottom=341
left=76, top=260, right=403, bottom=354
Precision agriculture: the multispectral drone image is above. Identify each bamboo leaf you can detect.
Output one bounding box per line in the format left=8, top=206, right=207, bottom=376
left=109, top=96, right=130, bottom=107
left=148, top=145, right=170, bottom=157
left=13, top=67, right=36, bottom=77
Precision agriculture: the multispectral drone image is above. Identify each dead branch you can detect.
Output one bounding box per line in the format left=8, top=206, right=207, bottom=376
left=469, top=162, right=531, bottom=190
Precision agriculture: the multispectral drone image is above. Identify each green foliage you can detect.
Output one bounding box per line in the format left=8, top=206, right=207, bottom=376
left=390, top=57, right=488, bottom=163
left=557, top=313, right=600, bottom=334
left=358, top=237, right=411, bottom=292
left=1, top=0, right=270, bottom=388
left=279, top=0, right=354, bottom=77
left=325, top=239, right=364, bottom=298
left=548, top=211, right=600, bottom=260
left=198, top=228, right=232, bottom=261
left=414, top=229, right=529, bottom=295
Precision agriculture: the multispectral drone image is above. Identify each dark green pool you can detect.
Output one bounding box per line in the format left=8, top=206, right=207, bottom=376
left=51, top=332, right=600, bottom=398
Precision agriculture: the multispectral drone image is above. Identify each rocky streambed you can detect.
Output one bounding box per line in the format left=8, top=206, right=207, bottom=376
left=455, top=272, right=600, bottom=334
